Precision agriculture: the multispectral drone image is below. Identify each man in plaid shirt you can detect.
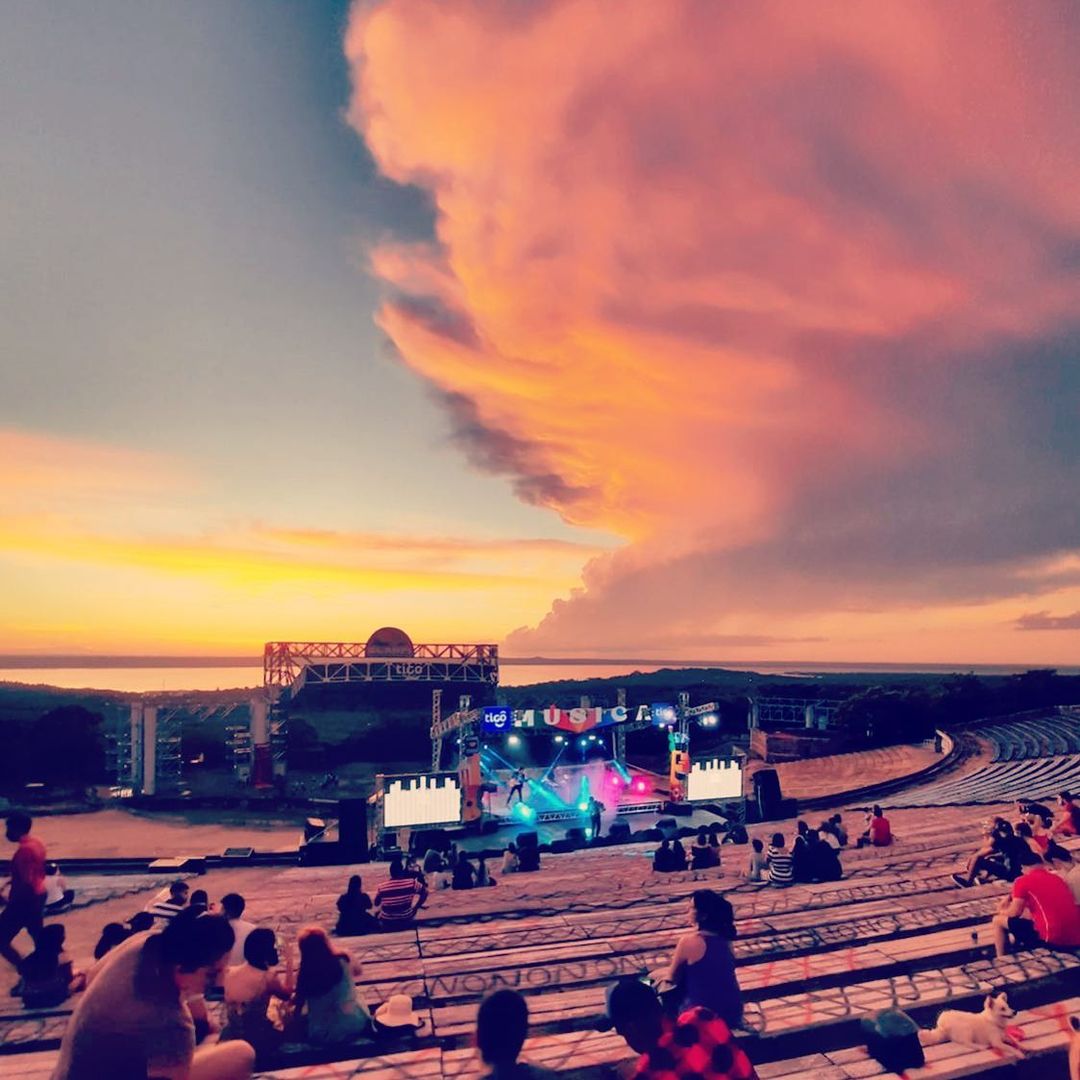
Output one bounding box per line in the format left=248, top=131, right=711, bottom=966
left=601, top=977, right=757, bottom=1080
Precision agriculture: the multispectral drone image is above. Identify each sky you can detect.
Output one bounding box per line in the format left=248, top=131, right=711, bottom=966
left=2, top=1, right=1079, bottom=664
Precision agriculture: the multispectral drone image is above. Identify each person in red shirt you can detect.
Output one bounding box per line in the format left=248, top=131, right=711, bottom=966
left=856, top=806, right=892, bottom=848
left=601, top=977, right=757, bottom=1080
left=0, top=811, right=48, bottom=969
left=991, top=863, right=1080, bottom=957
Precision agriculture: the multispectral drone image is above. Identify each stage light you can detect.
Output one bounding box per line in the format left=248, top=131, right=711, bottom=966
left=578, top=737, right=587, bottom=747
left=700, top=714, right=718, bottom=728
left=588, top=734, right=598, bottom=741
left=578, top=801, right=589, bottom=812
left=633, top=778, right=648, bottom=794
left=507, top=734, right=521, bottom=747
left=513, top=802, right=535, bottom=821
left=554, top=735, right=565, bottom=744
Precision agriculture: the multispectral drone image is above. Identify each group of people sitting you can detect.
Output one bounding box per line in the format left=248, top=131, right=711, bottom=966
left=653, top=825, right=725, bottom=872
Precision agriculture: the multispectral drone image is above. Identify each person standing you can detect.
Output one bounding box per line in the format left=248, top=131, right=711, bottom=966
left=508, top=768, right=527, bottom=807
left=0, top=812, right=47, bottom=970
left=589, top=796, right=604, bottom=841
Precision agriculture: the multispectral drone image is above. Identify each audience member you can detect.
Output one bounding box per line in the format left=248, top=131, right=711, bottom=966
left=665, top=890, right=743, bottom=1029
left=422, top=848, right=444, bottom=875
left=601, top=977, right=757, bottom=1080
left=653, top=839, right=675, bottom=873
left=335, top=875, right=375, bottom=937
left=17, top=923, right=81, bottom=1008
left=452, top=853, right=477, bottom=891
left=128, top=912, right=155, bottom=934
left=1052, top=792, right=1080, bottom=837
left=991, top=862, right=1080, bottom=956
left=374, top=858, right=426, bottom=929
left=146, top=880, right=190, bottom=922
left=805, top=829, right=843, bottom=882
left=189, top=890, right=211, bottom=916
left=1024, top=814, right=1072, bottom=864
left=221, top=893, right=256, bottom=966
left=476, top=856, right=496, bottom=887
left=708, top=828, right=724, bottom=859
left=857, top=806, right=892, bottom=848
left=671, top=839, right=688, bottom=871
left=500, top=843, right=520, bottom=875
left=476, top=988, right=558, bottom=1079
left=831, top=814, right=849, bottom=846
left=767, top=833, right=794, bottom=887
left=52, top=911, right=254, bottom=1080
left=791, top=826, right=812, bottom=883
left=0, top=811, right=47, bottom=971
left=746, top=838, right=767, bottom=883
left=690, top=828, right=713, bottom=870
left=294, top=925, right=371, bottom=1044
left=44, top=863, right=75, bottom=913
left=93, top=922, right=130, bottom=961
left=953, top=819, right=1037, bottom=888
left=1018, top=799, right=1054, bottom=829
left=221, top=928, right=292, bottom=1063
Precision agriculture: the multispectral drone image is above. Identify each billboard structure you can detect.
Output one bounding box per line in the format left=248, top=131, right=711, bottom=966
left=687, top=757, right=744, bottom=802
left=379, top=771, right=463, bottom=829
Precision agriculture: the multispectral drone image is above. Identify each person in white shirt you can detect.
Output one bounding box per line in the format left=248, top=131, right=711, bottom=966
left=500, top=843, right=520, bottom=875
left=221, top=893, right=256, bottom=967
left=44, top=863, right=75, bottom=913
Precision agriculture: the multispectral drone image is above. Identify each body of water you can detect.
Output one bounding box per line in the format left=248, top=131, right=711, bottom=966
left=0, top=658, right=1076, bottom=694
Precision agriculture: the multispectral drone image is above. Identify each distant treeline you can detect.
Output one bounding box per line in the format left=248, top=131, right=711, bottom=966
left=1, top=668, right=1077, bottom=792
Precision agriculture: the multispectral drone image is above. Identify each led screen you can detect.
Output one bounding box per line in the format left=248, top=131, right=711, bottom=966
left=383, top=773, right=463, bottom=827
left=687, top=757, right=743, bottom=801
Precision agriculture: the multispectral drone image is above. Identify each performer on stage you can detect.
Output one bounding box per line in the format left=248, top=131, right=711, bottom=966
left=589, top=795, right=605, bottom=840
left=507, top=767, right=527, bottom=807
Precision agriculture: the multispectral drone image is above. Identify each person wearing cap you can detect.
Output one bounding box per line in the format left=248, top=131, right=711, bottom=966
left=374, top=993, right=425, bottom=1036
left=475, top=989, right=557, bottom=1078
left=600, top=977, right=757, bottom=1080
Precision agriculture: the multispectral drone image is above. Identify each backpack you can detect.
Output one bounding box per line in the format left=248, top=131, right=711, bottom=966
left=860, top=1008, right=925, bottom=1074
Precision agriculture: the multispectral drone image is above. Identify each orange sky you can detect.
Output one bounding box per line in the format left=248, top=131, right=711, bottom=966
left=4, top=2, right=1080, bottom=664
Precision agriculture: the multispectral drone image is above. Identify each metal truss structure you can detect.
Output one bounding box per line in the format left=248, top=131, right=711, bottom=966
left=753, top=696, right=845, bottom=728
left=263, top=641, right=499, bottom=694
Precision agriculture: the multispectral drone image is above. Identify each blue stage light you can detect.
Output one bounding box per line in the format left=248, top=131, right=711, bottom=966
left=507, top=734, right=521, bottom=746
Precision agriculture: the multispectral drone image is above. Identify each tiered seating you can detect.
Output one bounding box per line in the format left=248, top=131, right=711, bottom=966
left=984, top=711, right=1080, bottom=762
left=3, top=801, right=1077, bottom=1080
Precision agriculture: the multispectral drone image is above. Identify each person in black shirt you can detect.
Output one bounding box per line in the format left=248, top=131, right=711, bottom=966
left=952, top=820, right=1037, bottom=887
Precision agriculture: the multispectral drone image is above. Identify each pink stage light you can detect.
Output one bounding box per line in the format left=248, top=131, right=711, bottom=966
left=633, top=778, right=649, bottom=794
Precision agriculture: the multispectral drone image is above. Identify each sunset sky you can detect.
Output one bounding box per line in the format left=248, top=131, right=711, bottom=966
left=3, top=1, right=1080, bottom=663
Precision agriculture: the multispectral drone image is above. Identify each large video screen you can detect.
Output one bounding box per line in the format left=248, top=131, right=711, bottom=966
left=383, top=773, right=463, bottom=828
left=687, top=757, right=743, bottom=801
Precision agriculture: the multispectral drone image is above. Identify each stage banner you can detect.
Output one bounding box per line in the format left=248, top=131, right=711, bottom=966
left=510, top=706, right=628, bottom=732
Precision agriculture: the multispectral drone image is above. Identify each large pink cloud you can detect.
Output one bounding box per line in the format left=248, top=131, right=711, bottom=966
left=345, top=1, right=1080, bottom=655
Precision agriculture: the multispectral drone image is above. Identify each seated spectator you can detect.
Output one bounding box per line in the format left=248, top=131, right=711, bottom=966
left=1018, top=799, right=1054, bottom=829
left=665, top=890, right=743, bottom=1029
left=767, top=833, right=793, bottom=887
left=806, top=829, right=843, bottom=882
left=18, top=923, right=81, bottom=1008
left=128, top=911, right=155, bottom=934
left=145, top=879, right=190, bottom=922
left=653, top=839, right=675, bottom=873
left=335, top=875, right=375, bottom=937
left=93, top=922, right=130, bottom=961
left=690, top=829, right=713, bottom=870
left=221, top=893, right=255, bottom=967
left=1052, top=791, right=1080, bottom=837
left=991, top=862, right=1080, bottom=956
left=791, top=828, right=812, bottom=883
left=671, top=839, right=688, bottom=872
left=421, top=848, right=444, bottom=875
left=818, top=821, right=842, bottom=850
left=1059, top=860, right=1080, bottom=905
left=44, top=863, right=75, bottom=914
left=452, top=853, right=477, bottom=891
left=500, top=843, right=520, bottom=875
left=857, top=806, right=892, bottom=848
left=1024, top=814, right=1072, bottom=864
left=189, top=890, right=211, bottom=916
left=708, top=828, right=724, bottom=861
left=294, top=925, right=371, bottom=1044
left=374, top=857, right=427, bottom=929
left=953, top=819, right=1038, bottom=888
left=51, top=911, right=254, bottom=1080
left=222, top=928, right=292, bottom=1064
left=476, top=856, right=496, bottom=888
left=600, top=977, right=757, bottom=1080
left=476, top=988, right=558, bottom=1079
left=746, top=838, right=767, bottom=883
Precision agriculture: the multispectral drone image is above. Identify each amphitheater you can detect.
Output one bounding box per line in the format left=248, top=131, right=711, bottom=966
left=3, top=708, right=1080, bottom=1079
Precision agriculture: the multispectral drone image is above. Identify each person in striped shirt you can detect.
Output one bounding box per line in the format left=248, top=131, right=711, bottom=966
left=373, top=857, right=426, bottom=930
left=766, top=833, right=794, bottom=887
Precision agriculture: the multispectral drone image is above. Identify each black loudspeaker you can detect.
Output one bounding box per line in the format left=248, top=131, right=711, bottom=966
left=516, top=830, right=539, bottom=850
left=410, top=828, right=449, bottom=855
left=656, top=817, right=679, bottom=839
left=663, top=801, right=694, bottom=817
left=753, top=770, right=783, bottom=821
left=565, top=827, right=586, bottom=848
left=608, top=820, right=632, bottom=843
left=549, top=838, right=574, bottom=854
left=337, top=798, right=370, bottom=861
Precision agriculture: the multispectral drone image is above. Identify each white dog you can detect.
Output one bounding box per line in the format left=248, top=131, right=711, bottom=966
left=920, top=992, right=1023, bottom=1057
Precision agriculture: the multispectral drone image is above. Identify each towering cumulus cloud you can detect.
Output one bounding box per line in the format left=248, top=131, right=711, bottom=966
left=346, top=1, right=1080, bottom=657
